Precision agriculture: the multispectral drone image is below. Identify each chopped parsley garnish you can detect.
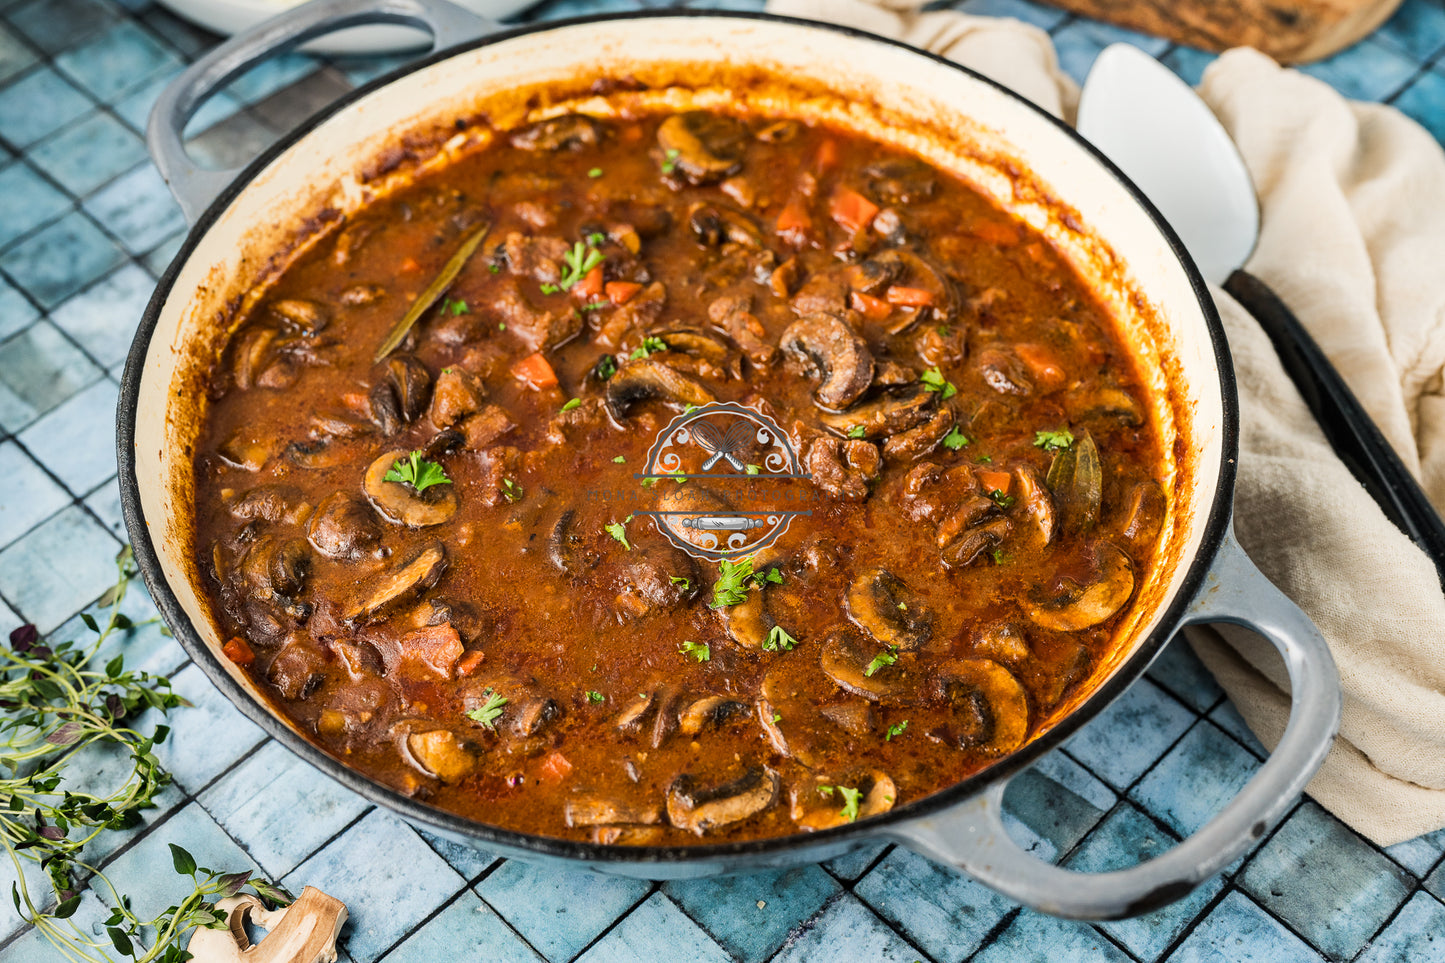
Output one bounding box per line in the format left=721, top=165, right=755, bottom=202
left=670, top=575, right=692, bottom=591
left=846, top=425, right=866, bottom=439
left=1034, top=429, right=1075, bottom=452
left=977, top=455, right=993, bottom=464
left=864, top=646, right=899, bottom=677
left=539, top=282, right=560, bottom=295
left=745, top=464, right=761, bottom=475
left=466, top=689, right=508, bottom=729
left=384, top=450, right=452, bottom=494
left=605, top=515, right=634, bottom=551
left=709, top=557, right=783, bottom=609
left=679, top=639, right=710, bottom=662
left=613, top=455, right=627, bottom=464
left=587, top=231, right=607, bottom=247
left=498, top=321, right=507, bottom=331
left=837, top=786, right=862, bottom=822
left=818, top=785, right=834, bottom=796
left=772, top=712, right=782, bottom=723
left=763, top=625, right=799, bottom=652
left=560, top=398, right=582, bottom=412
left=920, top=366, right=957, bottom=400
left=579, top=301, right=609, bottom=312
left=588, top=167, right=604, bottom=178
left=500, top=478, right=523, bottom=503
left=443, top=298, right=469, bottom=315
left=489, top=263, right=502, bottom=274
left=661, top=148, right=681, bottom=175
left=629, top=336, right=669, bottom=360
left=987, top=489, right=1015, bottom=509
left=885, top=720, right=909, bottom=741
left=991, top=548, right=1013, bottom=565
left=595, top=355, right=618, bottom=380
left=942, top=425, right=969, bottom=451
left=558, top=240, right=606, bottom=291
left=640, top=477, right=658, bottom=489
left=587, top=690, right=606, bottom=703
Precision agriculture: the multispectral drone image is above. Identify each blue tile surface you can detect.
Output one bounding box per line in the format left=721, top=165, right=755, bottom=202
left=1237, top=801, right=1412, bottom=960
left=476, top=860, right=652, bottom=962
left=665, top=865, right=841, bottom=962
left=1, top=3, right=1445, bottom=962
left=1169, top=891, right=1324, bottom=963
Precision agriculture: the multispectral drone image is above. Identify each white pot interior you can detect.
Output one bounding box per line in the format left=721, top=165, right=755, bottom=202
left=130, top=16, right=1225, bottom=749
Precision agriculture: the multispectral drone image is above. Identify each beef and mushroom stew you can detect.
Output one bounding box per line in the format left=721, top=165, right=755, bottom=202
left=194, top=108, right=1167, bottom=844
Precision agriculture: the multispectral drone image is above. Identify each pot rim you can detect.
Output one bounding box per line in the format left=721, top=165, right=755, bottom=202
left=117, top=8, right=1239, bottom=867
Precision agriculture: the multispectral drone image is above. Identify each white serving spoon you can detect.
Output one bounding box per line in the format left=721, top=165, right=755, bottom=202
left=1078, top=43, right=1445, bottom=583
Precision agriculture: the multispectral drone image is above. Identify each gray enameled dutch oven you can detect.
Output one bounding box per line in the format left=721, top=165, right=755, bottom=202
left=118, top=0, right=1342, bottom=919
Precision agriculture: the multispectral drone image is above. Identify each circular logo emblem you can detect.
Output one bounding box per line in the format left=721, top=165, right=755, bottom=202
left=635, top=402, right=812, bottom=561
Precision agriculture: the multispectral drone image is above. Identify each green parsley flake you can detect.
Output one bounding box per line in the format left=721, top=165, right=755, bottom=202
left=745, top=464, right=761, bottom=475
left=613, top=455, right=627, bottom=464
left=920, top=366, right=958, bottom=400
left=558, top=241, right=605, bottom=291
left=988, top=489, right=1016, bottom=509
left=595, top=355, right=618, bottom=380
left=539, top=282, right=560, bottom=295
left=466, top=689, right=508, bottom=729
left=587, top=690, right=606, bottom=704
left=500, top=478, right=523, bottom=503
left=588, top=167, right=604, bottom=178
left=661, top=148, right=681, bottom=175
left=942, top=425, right=969, bottom=451
left=679, top=639, right=710, bottom=662
left=588, top=232, right=607, bottom=247
left=864, top=647, right=898, bottom=677
left=837, top=786, right=862, bottom=822
left=629, top=336, right=669, bottom=360
left=444, top=298, right=469, bottom=316
left=605, top=515, right=634, bottom=551
left=846, top=425, right=866, bottom=439
left=1034, top=428, right=1075, bottom=452
left=763, top=625, right=799, bottom=652
left=384, top=451, right=452, bottom=494
left=560, top=398, right=582, bottom=412
left=670, top=575, right=692, bottom=591
left=885, top=720, right=909, bottom=741
left=498, top=321, right=507, bottom=331
left=991, top=548, right=1014, bottom=565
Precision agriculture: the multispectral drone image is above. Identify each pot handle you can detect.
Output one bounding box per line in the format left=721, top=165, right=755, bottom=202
left=146, top=0, right=499, bottom=224
left=886, top=526, right=1341, bottom=919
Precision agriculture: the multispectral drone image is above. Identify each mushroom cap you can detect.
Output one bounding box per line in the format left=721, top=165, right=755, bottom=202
left=1027, top=541, right=1135, bottom=632
left=780, top=313, right=875, bottom=411
left=364, top=449, right=458, bottom=528
left=657, top=112, right=749, bottom=184
left=604, top=358, right=716, bottom=423
left=845, top=568, right=933, bottom=652
left=666, top=766, right=779, bottom=835
left=933, top=658, right=1030, bottom=756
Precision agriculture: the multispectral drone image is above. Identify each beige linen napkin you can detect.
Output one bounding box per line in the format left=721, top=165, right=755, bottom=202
left=770, top=0, right=1445, bottom=846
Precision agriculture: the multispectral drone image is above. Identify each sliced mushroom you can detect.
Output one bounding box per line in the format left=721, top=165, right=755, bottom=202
left=687, top=203, right=764, bottom=248
left=933, top=659, right=1029, bottom=756
left=549, top=509, right=600, bottom=579
left=677, top=696, right=749, bottom=736
left=666, top=766, right=779, bottom=835
left=657, top=112, right=749, bottom=184
left=510, top=113, right=603, bottom=152
left=269, top=298, right=328, bottom=335
left=819, top=629, right=916, bottom=702
left=1015, top=465, right=1055, bottom=545
left=364, top=449, right=458, bottom=528
left=1046, top=430, right=1102, bottom=534
left=564, top=793, right=663, bottom=828
left=973, top=622, right=1031, bottom=662
left=403, top=728, right=476, bottom=782
left=1122, top=479, right=1166, bottom=544
left=865, top=158, right=936, bottom=205
left=229, top=484, right=305, bottom=523
left=1071, top=385, right=1144, bottom=427
left=241, top=535, right=311, bottom=601
left=869, top=250, right=955, bottom=333
left=790, top=770, right=897, bottom=831
left=940, top=517, right=1010, bottom=569
left=780, top=313, right=874, bottom=411
left=846, top=568, right=932, bottom=651
left=308, top=491, right=383, bottom=560
left=649, top=329, right=739, bottom=381
left=344, top=541, right=447, bottom=624
left=604, top=358, right=716, bottom=422
left=1028, top=541, right=1135, bottom=632
left=882, top=406, right=955, bottom=460
left=816, top=384, right=934, bottom=440
left=721, top=591, right=772, bottom=650
left=613, top=543, right=701, bottom=618
left=614, top=691, right=655, bottom=731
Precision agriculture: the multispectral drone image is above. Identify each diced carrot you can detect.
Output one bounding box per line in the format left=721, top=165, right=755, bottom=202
left=885, top=285, right=934, bottom=307
left=829, top=187, right=879, bottom=235
left=971, top=219, right=1022, bottom=246
left=814, top=138, right=838, bottom=173
left=455, top=650, right=484, bottom=678
left=512, top=352, right=559, bottom=390
left=222, top=636, right=255, bottom=667
left=576, top=264, right=605, bottom=300
left=605, top=281, right=642, bottom=305
left=538, top=751, right=573, bottom=783
left=850, top=290, right=892, bottom=321
left=977, top=470, right=1013, bottom=495
left=775, top=196, right=812, bottom=243
left=399, top=256, right=420, bottom=272
left=1015, top=343, right=1067, bottom=389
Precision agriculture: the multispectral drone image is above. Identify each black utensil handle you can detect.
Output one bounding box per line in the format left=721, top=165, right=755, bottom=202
left=1224, top=269, right=1445, bottom=586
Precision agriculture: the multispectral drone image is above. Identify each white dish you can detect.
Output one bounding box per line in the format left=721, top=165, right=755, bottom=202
left=155, top=0, right=536, bottom=54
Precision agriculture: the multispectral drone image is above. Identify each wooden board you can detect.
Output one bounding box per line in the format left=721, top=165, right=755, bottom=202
left=1042, top=0, right=1403, bottom=64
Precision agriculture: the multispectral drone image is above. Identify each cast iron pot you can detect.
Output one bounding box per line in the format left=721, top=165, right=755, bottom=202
left=119, top=0, right=1342, bottom=919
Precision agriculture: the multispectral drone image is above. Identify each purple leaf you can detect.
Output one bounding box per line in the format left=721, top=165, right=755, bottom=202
left=37, top=827, right=64, bottom=841
left=45, top=723, right=83, bottom=746
left=9, top=624, right=36, bottom=651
